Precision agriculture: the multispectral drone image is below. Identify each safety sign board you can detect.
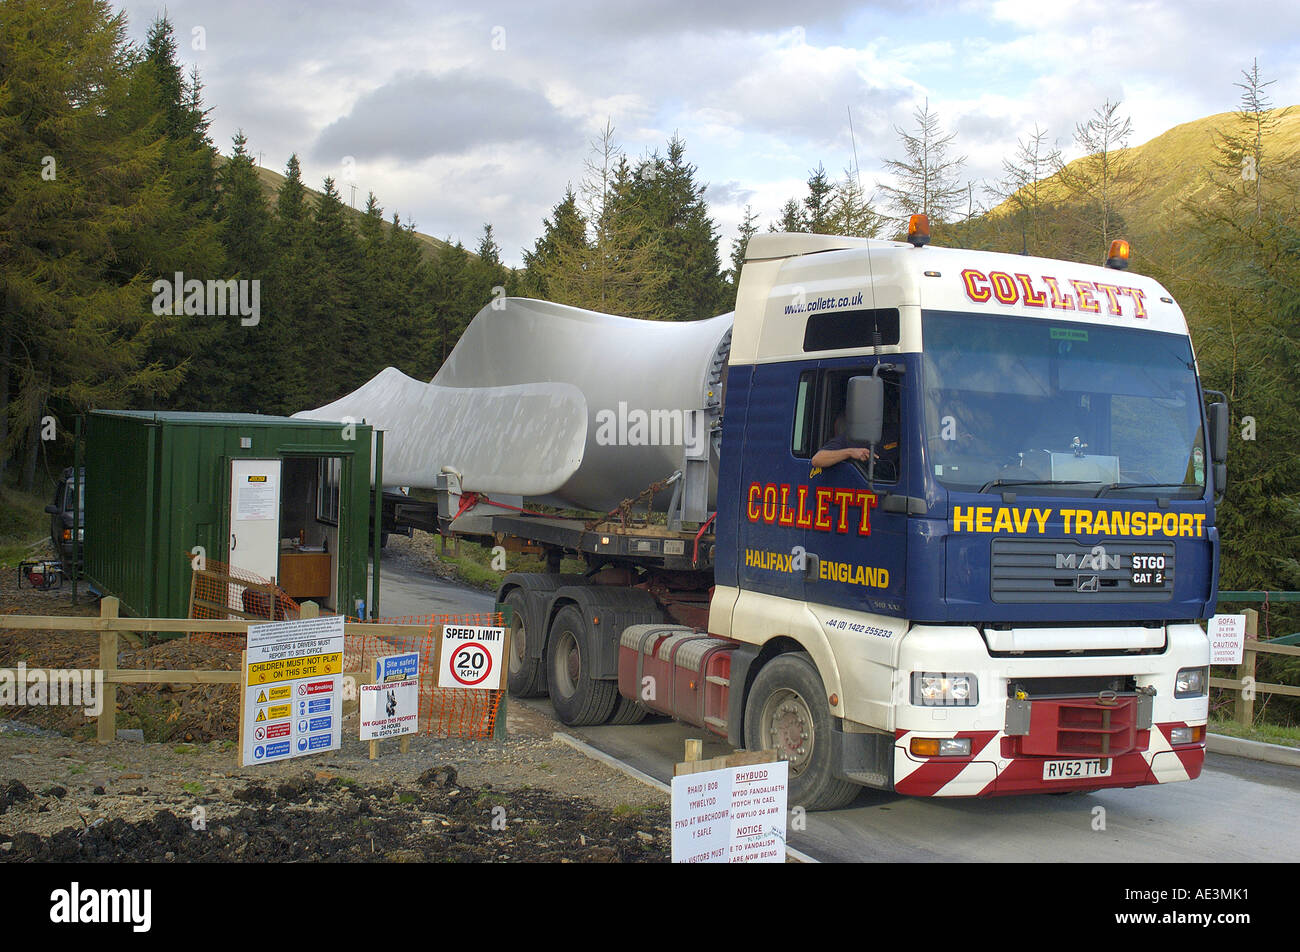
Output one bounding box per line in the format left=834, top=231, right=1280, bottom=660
left=377, top=652, right=419, bottom=682
left=360, top=653, right=420, bottom=740
left=241, top=614, right=344, bottom=766
left=671, top=759, right=788, bottom=864
left=1208, top=614, right=1247, bottom=665
left=438, top=625, right=505, bottom=690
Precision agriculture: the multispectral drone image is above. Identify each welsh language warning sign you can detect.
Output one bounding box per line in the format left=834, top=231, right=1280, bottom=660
left=671, top=759, right=788, bottom=863
left=241, top=614, right=345, bottom=766
left=438, top=625, right=505, bottom=690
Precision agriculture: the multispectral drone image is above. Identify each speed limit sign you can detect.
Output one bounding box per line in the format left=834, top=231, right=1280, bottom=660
left=439, top=625, right=505, bottom=690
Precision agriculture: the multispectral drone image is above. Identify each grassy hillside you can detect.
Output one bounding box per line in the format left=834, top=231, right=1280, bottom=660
left=213, top=154, right=467, bottom=263
left=988, top=106, right=1300, bottom=248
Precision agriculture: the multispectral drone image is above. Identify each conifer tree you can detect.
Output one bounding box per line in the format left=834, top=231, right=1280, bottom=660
left=770, top=198, right=806, bottom=233
left=803, top=163, right=836, bottom=234
left=728, top=206, right=760, bottom=286
left=520, top=187, right=590, bottom=300
left=826, top=169, right=884, bottom=238
left=1053, top=100, right=1138, bottom=257
left=0, top=0, right=185, bottom=484
left=878, top=99, right=967, bottom=225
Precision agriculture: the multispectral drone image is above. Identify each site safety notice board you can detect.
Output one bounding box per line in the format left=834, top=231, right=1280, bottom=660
left=241, top=615, right=345, bottom=766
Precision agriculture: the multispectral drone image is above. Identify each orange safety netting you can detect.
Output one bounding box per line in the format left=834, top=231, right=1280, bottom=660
left=186, top=556, right=505, bottom=739
left=344, top=613, right=505, bottom=740
left=188, top=555, right=303, bottom=651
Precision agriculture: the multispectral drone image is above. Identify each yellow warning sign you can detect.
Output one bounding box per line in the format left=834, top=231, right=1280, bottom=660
left=268, top=685, right=291, bottom=701
left=257, top=690, right=267, bottom=703
left=246, top=652, right=343, bottom=686
left=267, top=703, right=291, bottom=720
left=255, top=709, right=266, bottom=722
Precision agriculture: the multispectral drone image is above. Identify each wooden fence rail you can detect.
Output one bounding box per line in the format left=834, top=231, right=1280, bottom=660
left=1, top=596, right=437, bottom=743
left=1207, top=608, right=1300, bottom=727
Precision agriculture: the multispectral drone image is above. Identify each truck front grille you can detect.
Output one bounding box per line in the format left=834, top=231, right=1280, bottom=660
left=990, top=538, right=1175, bottom=604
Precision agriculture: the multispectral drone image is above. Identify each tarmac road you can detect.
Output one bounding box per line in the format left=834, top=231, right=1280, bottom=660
left=372, top=558, right=496, bottom=620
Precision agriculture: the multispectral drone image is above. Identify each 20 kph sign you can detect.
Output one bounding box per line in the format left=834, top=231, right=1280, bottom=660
left=438, top=625, right=505, bottom=690
left=449, top=643, right=492, bottom=685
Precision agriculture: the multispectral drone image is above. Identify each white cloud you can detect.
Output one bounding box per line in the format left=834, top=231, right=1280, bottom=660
left=113, top=0, right=1299, bottom=269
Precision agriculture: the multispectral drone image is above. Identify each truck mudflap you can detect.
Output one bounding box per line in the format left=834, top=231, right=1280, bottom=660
left=891, top=722, right=1206, bottom=797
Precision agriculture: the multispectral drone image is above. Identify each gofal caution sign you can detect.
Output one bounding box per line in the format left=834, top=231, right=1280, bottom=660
left=241, top=614, right=344, bottom=766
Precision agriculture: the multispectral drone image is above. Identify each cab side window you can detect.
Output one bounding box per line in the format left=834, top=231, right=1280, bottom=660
left=793, top=367, right=902, bottom=482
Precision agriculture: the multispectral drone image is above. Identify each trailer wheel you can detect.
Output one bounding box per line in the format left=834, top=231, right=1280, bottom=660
left=546, top=604, right=619, bottom=726
left=505, top=590, right=545, bottom=698
left=744, top=652, right=860, bottom=811
left=606, top=695, right=649, bottom=725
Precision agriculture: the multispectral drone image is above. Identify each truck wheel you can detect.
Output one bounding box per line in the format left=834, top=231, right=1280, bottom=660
left=744, top=652, right=860, bottom=811
left=546, top=604, right=619, bottom=726
left=607, top=695, right=649, bottom=725
left=505, top=590, right=545, bottom=697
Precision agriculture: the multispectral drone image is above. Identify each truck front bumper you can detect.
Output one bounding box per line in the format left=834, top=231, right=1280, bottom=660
left=884, top=622, right=1208, bottom=797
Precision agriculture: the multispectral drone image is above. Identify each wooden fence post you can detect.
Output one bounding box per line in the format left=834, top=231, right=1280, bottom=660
left=685, top=739, right=703, bottom=764
left=1236, top=608, right=1259, bottom=728
left=97, top=597, right=119, bottom=744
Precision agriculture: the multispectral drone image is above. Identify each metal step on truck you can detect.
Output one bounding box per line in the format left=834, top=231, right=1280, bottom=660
left=439, top=223, right=1224, bottom=811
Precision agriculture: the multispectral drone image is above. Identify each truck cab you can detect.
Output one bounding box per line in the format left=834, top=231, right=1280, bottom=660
left=708, top=231, right=1218, bottom=806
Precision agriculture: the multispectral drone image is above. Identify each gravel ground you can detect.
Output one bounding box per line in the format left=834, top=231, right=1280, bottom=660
left=0, top=702, right=669, bottom=862
left=1, top=566, right=671, bottom=862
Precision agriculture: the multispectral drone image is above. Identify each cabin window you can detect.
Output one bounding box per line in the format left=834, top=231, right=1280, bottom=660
left=803, top=307, right=900, bottom=352
left=316, top=457, right=341, bottom=525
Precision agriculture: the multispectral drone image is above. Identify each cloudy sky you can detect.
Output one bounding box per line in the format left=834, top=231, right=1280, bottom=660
left=117, top=0, right=1300, bottom=267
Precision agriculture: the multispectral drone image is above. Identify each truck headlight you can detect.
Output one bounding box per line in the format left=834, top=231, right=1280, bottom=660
left=1175, top=666, right=1208, bottom=698
left=912, top=672, right=978, bottom=706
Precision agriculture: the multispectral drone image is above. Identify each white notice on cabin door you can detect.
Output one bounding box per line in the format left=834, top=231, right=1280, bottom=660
left=229, top=459, right=282, bottom=585
left=236, top=470, right=279, bottom=520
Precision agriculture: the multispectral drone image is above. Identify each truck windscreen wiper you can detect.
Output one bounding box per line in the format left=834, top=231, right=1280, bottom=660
left=1094, top=482, right=1192, bottom=498
left=977, top=478, right=1099, bottom=494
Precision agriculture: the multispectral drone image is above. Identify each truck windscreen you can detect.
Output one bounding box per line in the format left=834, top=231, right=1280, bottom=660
left=921, top=311, right=1206, bottom=498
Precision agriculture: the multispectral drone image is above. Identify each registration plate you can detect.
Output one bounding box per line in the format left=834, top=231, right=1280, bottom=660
left=1043, top=759, right=1112, bottom=781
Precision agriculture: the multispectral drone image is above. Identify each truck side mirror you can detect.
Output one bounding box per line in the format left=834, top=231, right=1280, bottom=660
left=1207, top=402, right=1228, bottom=465
left=846, top=375, right=884, bottom=446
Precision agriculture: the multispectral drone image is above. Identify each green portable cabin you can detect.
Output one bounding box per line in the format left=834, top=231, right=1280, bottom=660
left=82, top=410, right=381, bottom=620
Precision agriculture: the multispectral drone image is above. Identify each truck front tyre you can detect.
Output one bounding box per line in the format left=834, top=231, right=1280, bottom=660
left=743, top=652, right=860, bottom=811
left=545, top=604, right=619, bottom=726
left=505, top=590, right=545, bottom=698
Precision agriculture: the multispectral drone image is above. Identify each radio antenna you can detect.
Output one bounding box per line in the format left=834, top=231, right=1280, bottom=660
left=847, top=106, right=863, bottom=191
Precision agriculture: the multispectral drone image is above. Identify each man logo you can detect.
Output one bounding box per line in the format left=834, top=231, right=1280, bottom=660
left=1076, top=575, right=1100, bottom=593
left=1057, top=546, right=1119, bottom=571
